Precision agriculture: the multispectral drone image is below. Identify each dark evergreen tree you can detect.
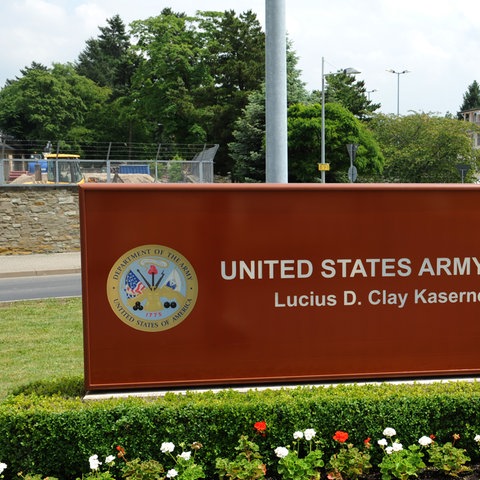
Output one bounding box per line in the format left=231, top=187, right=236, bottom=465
left=457, top=80, right=480, bottom=119
left=229, top=88, right=266, bottom=182
left=229, top=40, right=308, bottom=182
left=75, top=15, right=152, bottom=143
left=194, top=10, right=266, bottom=175
left=314, top=71, right=381, bottom=119
left=75, top=14, right=137, bottom=97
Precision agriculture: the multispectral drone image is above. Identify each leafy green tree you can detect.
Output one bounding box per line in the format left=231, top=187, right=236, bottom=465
left=130, top=9, right=265, bottom=174
left=288, top=103, right=383, bottom=182
left=129, top=9, right=211, bottom=145
left=457, top=80, right=480, bottom=118
left=369, top=113, right=480, bottom=182
left=0, top=62, right=110, bottom=140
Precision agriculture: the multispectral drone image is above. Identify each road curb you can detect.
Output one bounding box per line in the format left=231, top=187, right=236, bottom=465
left=0, top=268, right=81, bottom=279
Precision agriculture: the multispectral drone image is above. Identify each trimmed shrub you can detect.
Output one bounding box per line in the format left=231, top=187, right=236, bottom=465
left=1, top=380, right=480, bottom=479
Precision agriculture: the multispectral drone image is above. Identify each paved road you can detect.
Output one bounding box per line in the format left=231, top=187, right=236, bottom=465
left=0, top=273, right=81, bottom=302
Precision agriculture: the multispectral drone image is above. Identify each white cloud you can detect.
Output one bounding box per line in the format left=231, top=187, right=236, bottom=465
left=75, top=2, right=111, bottom=32
left=0, top=0, right=479, bottom=116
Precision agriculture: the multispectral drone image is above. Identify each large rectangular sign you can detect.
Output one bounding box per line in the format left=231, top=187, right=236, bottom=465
left=80, top=183, right=480, bottom=391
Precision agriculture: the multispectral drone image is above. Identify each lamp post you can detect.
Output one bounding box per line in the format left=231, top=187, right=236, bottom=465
left=367, top=89, right=377, bottom=101
left=320, top=57, right=361, bottom=183
left=387, top=69, right=410, bottom=115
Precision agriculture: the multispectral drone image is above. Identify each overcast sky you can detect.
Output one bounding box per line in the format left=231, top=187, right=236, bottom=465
left=1, top=0, right=479, bottom=116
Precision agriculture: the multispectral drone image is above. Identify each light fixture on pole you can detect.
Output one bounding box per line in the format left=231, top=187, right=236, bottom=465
left=387, top=69, right=410, bottom=115
left=320, top=57, right=361, bottom=183
left=366, top=89, right=377, bottom=101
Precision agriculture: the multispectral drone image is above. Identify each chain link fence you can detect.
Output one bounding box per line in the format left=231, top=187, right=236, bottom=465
left=0, top=140, right=218, bottom=185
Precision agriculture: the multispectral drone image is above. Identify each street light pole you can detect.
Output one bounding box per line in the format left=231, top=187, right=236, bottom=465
left=321, top=57, right=326, bottom=184
left=387, top=69, right=410, bottom=115
left=320, top=58, right=360, bottom=183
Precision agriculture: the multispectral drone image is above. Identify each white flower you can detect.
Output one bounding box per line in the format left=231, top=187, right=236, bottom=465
left=275, top=446, right=289, bottom=458
left=105, top=455, right=116, bottom=464
left=167, top=469, right=178, bottom=478
left=161, top=442, right=175, bottom=453
left=418, top=436, right=433, bottom=446
left=386, top=446, right=394, bottom=455
left=293, top=431, right=304, bottom=440
left=392, top=442, right=403, bottom=452
left=179, top=451, right=191, bottom=461
left=377, top=438, right=388, bottom=447
left=304, top=428, right=316, bottom=441
left=475, top=434, right=480, bottom=443
left=383, top=428, right=397, bottom=437
left=0, top=463, right=7, bottom=474
left=89, top=454, right=102, bottom=471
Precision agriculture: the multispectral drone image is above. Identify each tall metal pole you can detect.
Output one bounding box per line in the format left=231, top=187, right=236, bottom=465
left=265, top=0, right=288, bottom=183
left=321, top=57, right=326, bottom=184
left=396, top=73, right=400, bottom=116
left=387, top=69, right=410, bottom=115
left=321, top=60, right=360, bottom=183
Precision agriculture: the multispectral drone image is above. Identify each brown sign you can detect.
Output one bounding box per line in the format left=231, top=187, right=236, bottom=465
left=80, top=183, right=480, bottom=391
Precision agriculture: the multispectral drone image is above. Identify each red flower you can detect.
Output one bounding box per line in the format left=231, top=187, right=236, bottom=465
left=254, top=420, right=267, bottom=433
left=333, top=431, right=349, bottom=443
left=364, top=437, right=371, bottom=448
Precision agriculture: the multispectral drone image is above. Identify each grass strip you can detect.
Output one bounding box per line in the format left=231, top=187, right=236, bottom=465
left=0, top=297, right=83, bottom=400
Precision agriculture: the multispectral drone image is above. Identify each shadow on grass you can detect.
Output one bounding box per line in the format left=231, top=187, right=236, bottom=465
left=10, top=375, right=85, bottom=398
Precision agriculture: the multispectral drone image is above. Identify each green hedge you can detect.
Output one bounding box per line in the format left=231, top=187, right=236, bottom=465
left=1, top=379, right=480, bottom=479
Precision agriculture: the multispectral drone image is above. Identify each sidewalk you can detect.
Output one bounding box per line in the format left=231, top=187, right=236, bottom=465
left=0, top=252, right=81, bottom=278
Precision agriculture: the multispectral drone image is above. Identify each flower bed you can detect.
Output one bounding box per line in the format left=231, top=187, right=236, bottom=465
left=2, top=381, right=480, bottom=479
left=2, top=425, right=480, bottom=480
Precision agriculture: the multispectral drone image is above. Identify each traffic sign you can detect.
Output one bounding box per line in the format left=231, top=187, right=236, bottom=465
left=348, top=165, right=358, bottom=182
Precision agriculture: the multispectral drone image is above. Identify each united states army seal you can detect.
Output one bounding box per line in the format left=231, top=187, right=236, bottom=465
left=106, top=244, right=198, bottom=332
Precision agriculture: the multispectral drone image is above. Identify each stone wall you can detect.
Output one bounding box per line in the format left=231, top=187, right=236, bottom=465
left=0, top=186, right=80, bottom=254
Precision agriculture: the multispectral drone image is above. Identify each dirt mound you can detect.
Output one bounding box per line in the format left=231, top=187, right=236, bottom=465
left=9, top=173, right=155, bottom=184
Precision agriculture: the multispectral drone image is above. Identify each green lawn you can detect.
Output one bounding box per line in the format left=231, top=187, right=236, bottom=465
left=0, top=298, right=83, bottom=400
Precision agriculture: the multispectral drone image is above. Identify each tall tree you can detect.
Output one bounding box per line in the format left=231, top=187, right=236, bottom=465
left=129, top=9, right=211, bottom=145
left=195, top=10, right=265, bottom=174
left=75, top=15, right=136, bottom=97
left=229, top=88, right=266, bottom=181
left=311, top=72, right=381, bottom=119
left=370, top=113, right=480, bottom=182
left=229, top=40, right=309, bottom=182
left=75, top=15, right=149, bottom=143
left=458, top=80, right=480, bottom=118
left=130, top=9, right=265, bottom=173
left=0, top=63, right=110, bottom=140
